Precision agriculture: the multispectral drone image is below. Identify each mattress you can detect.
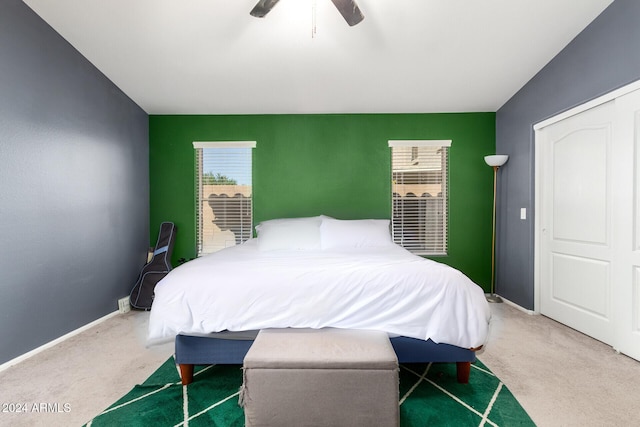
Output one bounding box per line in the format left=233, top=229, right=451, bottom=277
left=147, top=239, right=490, bottom=349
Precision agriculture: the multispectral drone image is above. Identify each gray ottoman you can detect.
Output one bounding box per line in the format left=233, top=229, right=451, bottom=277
left=240, top=328, right=399, bottom=427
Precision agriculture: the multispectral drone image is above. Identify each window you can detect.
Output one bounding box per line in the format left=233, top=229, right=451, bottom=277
left=193, top=141, right=256, bottom=256
left=389, top=140, right=451, bottom=255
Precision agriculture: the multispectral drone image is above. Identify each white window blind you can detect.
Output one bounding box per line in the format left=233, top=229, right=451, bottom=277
left=193, top=141, right=256, bottom=256
left=389, top=140, right=451, bottom=255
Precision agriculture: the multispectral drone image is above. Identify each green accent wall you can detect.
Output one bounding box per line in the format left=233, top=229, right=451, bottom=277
left=149, top=113, right=496, bottom=291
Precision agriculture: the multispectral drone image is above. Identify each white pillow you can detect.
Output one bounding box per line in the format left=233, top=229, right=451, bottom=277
left=256, top=216, right=324, bottom=251
left=320, top=218, right=392, bottom=249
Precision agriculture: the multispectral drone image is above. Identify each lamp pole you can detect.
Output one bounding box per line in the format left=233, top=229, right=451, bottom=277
left=484, top=154, right=508, bottom=303
left=487, top=165, right=503, bottom=303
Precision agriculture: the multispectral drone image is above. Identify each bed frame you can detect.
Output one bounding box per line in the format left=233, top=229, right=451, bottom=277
left=175, top=333, right=479, bottom=385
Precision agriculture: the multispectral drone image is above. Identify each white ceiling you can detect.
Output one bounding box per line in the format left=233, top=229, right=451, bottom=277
left=22, top=0, right=614, bottom=115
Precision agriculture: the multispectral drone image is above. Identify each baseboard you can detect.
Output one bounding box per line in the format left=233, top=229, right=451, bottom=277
left=0, top=310, right=120, bottom=374
left=499, top=295, right=536, bottom=315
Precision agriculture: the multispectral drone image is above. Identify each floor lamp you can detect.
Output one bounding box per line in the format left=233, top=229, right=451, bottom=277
left=484, top=154, right=509, bottom=303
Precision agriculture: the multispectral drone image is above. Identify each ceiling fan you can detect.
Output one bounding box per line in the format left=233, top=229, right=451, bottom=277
left=250, top=0, right=365, bottom=26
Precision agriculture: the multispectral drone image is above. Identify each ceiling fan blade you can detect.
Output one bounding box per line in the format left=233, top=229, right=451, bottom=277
left=330, top=0, right=364, bottom=26
left=250, top=0, right=281, bottom=18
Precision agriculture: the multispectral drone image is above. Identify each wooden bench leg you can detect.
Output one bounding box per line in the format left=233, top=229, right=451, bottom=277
left=456, top=361, right=471, bottom=384
left=179, top=364, right=194, bottom=385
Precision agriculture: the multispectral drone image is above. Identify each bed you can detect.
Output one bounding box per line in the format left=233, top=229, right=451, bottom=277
left=147, top=216, right=491, bottom=385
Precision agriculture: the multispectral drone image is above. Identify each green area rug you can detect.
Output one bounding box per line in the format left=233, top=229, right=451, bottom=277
left=85, top=358, right=534, bottom=426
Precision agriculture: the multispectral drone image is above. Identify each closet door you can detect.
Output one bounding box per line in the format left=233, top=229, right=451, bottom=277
left=538, top=101, right=616, bottom=346
left=612, top=89, right=640, bottom=362
left=537, top=86, right=640, bottom=362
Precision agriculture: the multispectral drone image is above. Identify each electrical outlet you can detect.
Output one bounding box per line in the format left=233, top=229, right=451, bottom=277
left=118, top=296, right=131, bottom=313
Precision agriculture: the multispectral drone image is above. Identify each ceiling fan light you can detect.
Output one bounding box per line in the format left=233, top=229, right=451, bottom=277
left=250, top=0, right=364, bottom=26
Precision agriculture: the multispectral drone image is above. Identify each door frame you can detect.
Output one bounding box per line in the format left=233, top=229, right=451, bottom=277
left=533, top=78, right=640, bottom=313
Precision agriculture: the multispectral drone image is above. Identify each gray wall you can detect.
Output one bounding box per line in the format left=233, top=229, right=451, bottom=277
left=0, top=0, right=149, bottom=364
left=495, top=0, right=640, bottom=309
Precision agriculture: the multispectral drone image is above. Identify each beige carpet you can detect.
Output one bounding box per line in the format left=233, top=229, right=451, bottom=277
left=480, top=302, right=640, bottom=426
left=1, top=303, right=639, bottom=426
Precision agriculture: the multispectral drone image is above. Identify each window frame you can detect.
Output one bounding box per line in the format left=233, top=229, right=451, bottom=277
left=193, top=141, right=256, bottom=256
left=388, top=139, right=451, bottom=256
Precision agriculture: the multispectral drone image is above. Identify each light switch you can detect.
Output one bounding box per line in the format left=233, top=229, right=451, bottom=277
left=520, top=208, right=527, bottom=220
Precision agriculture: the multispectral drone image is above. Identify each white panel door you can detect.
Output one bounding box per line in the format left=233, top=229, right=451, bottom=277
left=538, top=101, right=615, bottom=345
left=612, top=89, right=640, bottom=361
left=538, top=87, right=640, bottom=362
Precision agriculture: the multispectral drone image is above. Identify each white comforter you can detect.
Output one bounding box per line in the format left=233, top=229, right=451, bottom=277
left=147, top=240, right=491, bottom=348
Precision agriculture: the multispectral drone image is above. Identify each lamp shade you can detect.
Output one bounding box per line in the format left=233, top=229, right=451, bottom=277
left=484, top=155, right=509, bottom=167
